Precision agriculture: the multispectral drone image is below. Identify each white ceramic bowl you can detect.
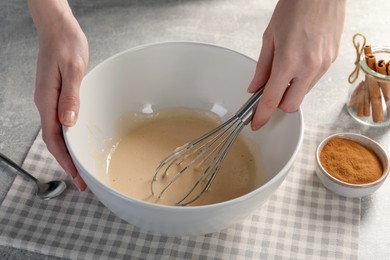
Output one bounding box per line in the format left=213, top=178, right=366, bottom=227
left=64, top=42, right=304, bottom=236
left=315, top=133, right=389, bottom=198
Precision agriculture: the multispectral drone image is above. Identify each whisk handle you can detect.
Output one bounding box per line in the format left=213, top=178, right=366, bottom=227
left=235, top=84, right=266, bottom=125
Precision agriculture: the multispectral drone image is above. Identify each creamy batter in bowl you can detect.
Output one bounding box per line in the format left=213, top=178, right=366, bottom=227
left=107, top=108, right=263, bottom=206
left=64, top=42, right=304, bottom=236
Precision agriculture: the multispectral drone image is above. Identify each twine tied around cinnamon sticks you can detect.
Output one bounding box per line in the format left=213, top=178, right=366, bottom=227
left=347, top=33, right=390, bottom=123
left=348, top=33, right=366, bottom=84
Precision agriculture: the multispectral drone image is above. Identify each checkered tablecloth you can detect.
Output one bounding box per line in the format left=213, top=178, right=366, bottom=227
left=0, top=124, right=360, bottom=259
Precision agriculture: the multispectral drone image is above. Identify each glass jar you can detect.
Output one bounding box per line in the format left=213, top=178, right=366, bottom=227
left=346, top=46, right=390, bottom=127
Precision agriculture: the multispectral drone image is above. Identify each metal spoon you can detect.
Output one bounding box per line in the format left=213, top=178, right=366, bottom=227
left=0, top=152, right=67, bottom=200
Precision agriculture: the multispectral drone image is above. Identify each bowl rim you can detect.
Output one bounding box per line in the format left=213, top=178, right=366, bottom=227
left=64, top=41, right=305, bottom=210
left=316, top=132, right=390, bottom=188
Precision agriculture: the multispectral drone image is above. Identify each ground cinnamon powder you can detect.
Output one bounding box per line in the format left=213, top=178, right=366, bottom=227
left=320, top=137, right=383, bottom=184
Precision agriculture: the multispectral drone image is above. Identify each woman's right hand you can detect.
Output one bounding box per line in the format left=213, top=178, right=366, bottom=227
left=248, top=0, right=346, bottom=130
left=28, top=0, right=89, bottom=191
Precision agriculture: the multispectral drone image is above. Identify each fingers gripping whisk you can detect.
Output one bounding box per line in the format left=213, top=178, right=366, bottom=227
left=151, top=85, right=265, bottom=206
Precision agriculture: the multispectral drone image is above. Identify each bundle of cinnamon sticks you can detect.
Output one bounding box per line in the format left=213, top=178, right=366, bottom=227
left=348, top=45, right=390, bottom=122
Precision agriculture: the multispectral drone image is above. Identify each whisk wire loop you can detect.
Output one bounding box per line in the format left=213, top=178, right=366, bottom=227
left=151, top=117, right=236, bottom=199
left=151, top=85, right=266, bottom=206
left=175, top=120, right=245, bottom=205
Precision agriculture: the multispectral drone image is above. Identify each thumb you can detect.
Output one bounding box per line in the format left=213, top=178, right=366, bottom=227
left=58, top=62, right=84, bottom=127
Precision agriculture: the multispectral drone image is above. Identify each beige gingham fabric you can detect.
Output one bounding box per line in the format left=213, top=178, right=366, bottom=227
left=0, top=124, right=359, bottom=259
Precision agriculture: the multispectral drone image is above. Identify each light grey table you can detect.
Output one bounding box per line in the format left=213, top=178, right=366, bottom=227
left=1, top=0, right=389, bottom=259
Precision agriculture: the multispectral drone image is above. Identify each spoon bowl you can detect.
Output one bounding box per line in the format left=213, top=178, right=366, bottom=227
left=36, top=180, right=67, bottom=200
left=0, top=153, right=67, bottom=200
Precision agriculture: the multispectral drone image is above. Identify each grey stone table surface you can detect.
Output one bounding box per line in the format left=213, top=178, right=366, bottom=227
left=1, top=0, right=389, bottom=259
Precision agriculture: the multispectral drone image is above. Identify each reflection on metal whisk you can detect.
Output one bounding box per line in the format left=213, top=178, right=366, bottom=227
left=151, top=85, right=265, bottom=206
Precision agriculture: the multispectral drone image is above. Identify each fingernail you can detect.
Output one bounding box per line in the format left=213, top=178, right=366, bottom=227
left=73, top=174, right=87, bottom=192
left=251, top=123, right=261, bottom=131
left=63, top=111, right=76, bottom=126
left=247, top=80, right=254, bottom=92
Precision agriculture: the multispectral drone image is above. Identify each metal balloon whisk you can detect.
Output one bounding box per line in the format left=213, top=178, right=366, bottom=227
left=151, top=85, right=265, bottom=206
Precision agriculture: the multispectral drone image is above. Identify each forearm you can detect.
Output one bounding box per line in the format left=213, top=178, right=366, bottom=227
left=28, top=0, right=74, bottom=37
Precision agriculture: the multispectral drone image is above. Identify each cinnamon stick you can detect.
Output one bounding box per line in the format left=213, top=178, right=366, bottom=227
left=363, top=45, right=372, bottom=55
left=377, top=60, right=386, bottom=75
left=363, top=81, right=371, bottom=117
left=349, top=80, right=362, bottom=108
left=384, top=61, right=390, bottom=102
left=378, top=60, right=390, bottom=114
left=366, top=54, right=377, bottom=71
left=376, top=60, right=390, bottom=103
left=352, top=44, right=372, bottom=118
left=352, top=81, right=366, bottom=117
left=366, top=55, right=384, bottom=122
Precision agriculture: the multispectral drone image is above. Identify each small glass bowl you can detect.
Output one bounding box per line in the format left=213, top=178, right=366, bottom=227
left=346, top=46, right=390, bottom=127
left=315, top=133, right=389, bottom=198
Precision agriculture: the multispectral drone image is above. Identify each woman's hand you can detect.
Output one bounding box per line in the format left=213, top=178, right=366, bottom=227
left=248, top=0, right=346, bottom=130
left=29, top=0, right=88, bottom=191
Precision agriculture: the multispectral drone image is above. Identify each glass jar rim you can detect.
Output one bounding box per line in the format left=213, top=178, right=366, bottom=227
left=360, top=45, right=390, bottom=82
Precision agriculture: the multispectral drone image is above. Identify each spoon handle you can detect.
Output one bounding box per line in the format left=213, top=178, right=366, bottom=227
left=0, top=153, right=38, bottom=182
